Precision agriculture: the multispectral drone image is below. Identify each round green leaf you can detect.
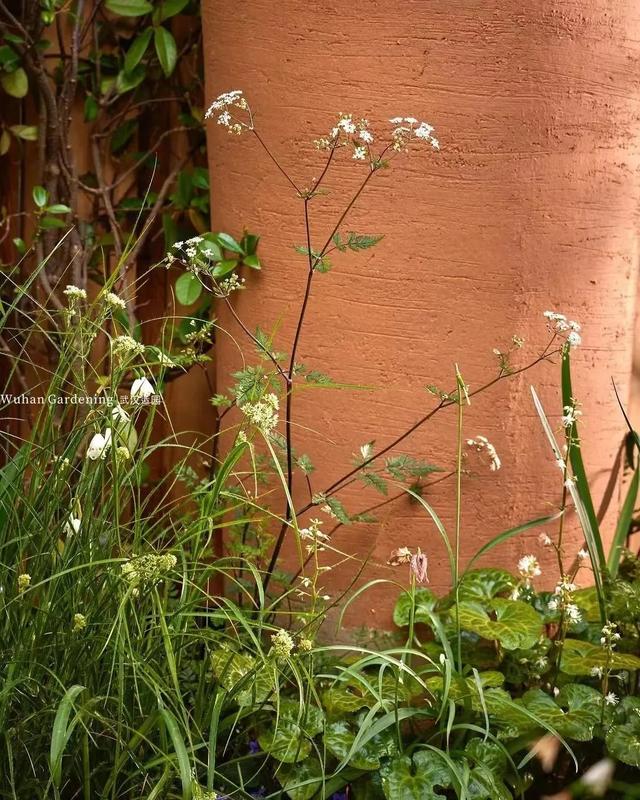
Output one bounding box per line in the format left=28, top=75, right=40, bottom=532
left=560, top=639, right=640, bottom=676
left=276, top=757, right=323, bottom=800
left=393, top=587, right=437, bottom=627
left=606, top=724, right=640, bottom=767
left=457, top=599, right=542, bottom=650
left=175, top=273, right=202, bottom=306
left=380, top=751, right=452, bottom=800
left=2, top=67, right=28, bottom=98
left=154, top=26, right=177, bottom=77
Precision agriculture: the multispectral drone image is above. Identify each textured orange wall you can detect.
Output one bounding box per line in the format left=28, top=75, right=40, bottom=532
left=202, top=0, right=640, bottom=629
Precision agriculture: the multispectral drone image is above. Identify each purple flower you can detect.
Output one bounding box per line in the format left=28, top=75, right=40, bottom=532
left=410, top=550, right=428, bottom=583
left=330, top=792, right=348, bottom=800
left=248, top=739, right=261, bottom=754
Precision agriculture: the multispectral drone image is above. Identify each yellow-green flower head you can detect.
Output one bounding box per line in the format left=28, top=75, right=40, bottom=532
left=17, top=573, right=31, bottom=593
left=121, top=553, right=177, bottom=591
left=73, top=613, right=87, bottom=632
left=270, top=628, right=294, bottom=660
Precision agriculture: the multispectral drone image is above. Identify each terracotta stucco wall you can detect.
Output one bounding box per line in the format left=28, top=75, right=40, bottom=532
left=202, top=0, right=640, bottom=629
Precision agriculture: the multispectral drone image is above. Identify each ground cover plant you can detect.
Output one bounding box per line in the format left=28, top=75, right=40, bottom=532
left=0, top=91, right=639, bottom=799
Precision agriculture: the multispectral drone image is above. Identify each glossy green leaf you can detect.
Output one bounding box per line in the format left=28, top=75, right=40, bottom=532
left=106, top=0, right=153, bottom=16
left=40, top=216, right=67, bottom=229
left=275, top=757, right=323, bottom=800
left=560, top=638, right=640, bottom=676
left=156, top=0, right=190, bottom=22
left=380, top=751, right=452, bottom=800
left=325, top=716, right=397, bottom=770
left=258, top=701, right=324, bottom=764
left=393, top=587, right=438, bottom=627
left=46, top=204, right=71, bottom=215
left=115, top=65, right=146, bottom=94
left=210, top=646, right=273, bottom=707
left=457, top=568, right=516, bottom=602
left=9, top=124, right=38, bottom=141
left=154, top=27, right=177, bottom=77
left=457, top=599, right=542, bottom=650
left=32, top=185, right=48, bottom=208
left=216, top=232, right=244, bottom=254
left=242, top=254, right=261, bottom=269
left=212, top=259, right=238, bottom=279
left=175, top=273, right=202, bottom=305
left=124, top=28, right=153, bottom=73
left=606, top=698, right=640, bottom=767
left=1, top=67, right=28, bottom=98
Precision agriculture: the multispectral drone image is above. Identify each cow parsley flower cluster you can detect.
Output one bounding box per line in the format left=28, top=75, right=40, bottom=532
left=314, top=114, right=375, bottom=159
left=241, top=393, right=279, bottom=434
left=63, top=285, right=87, bottom=301
left=389, top=117, right=439, bottom=151
left=112, top=335, right=145, bottom=361
left=543, top=311, right=581, bottom=347
left=205, top=90, right=251, bottom=135
left=213, top=273, right=246, bottom=298
left=173, top=235, right=205, bottom=266
left=105, top=291, right=126, bottom=310
left=121, top=552, right=177, bottom=595
left=466, top=435, right=501, bottom=471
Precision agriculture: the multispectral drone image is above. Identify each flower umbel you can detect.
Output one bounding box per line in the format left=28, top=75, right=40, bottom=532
left=205, top=90, right=251, bottom=135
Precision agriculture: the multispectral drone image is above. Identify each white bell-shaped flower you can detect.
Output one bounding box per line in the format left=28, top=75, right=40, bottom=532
left=130, top=376, right=155, bottom=401
left=86, top=428, right=112, bottom=460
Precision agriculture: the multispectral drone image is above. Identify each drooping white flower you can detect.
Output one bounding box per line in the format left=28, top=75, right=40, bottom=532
left=86, top=431, right=110, bottom=460
left=111, top=405, right=130, bottom=425
left=130, top=376, right=155, bottom=401
left=590, top=666, right=604, bottom=678
left=577, top=548, right=589, bottom=561
left=64, top=515, right=81, bottom=536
